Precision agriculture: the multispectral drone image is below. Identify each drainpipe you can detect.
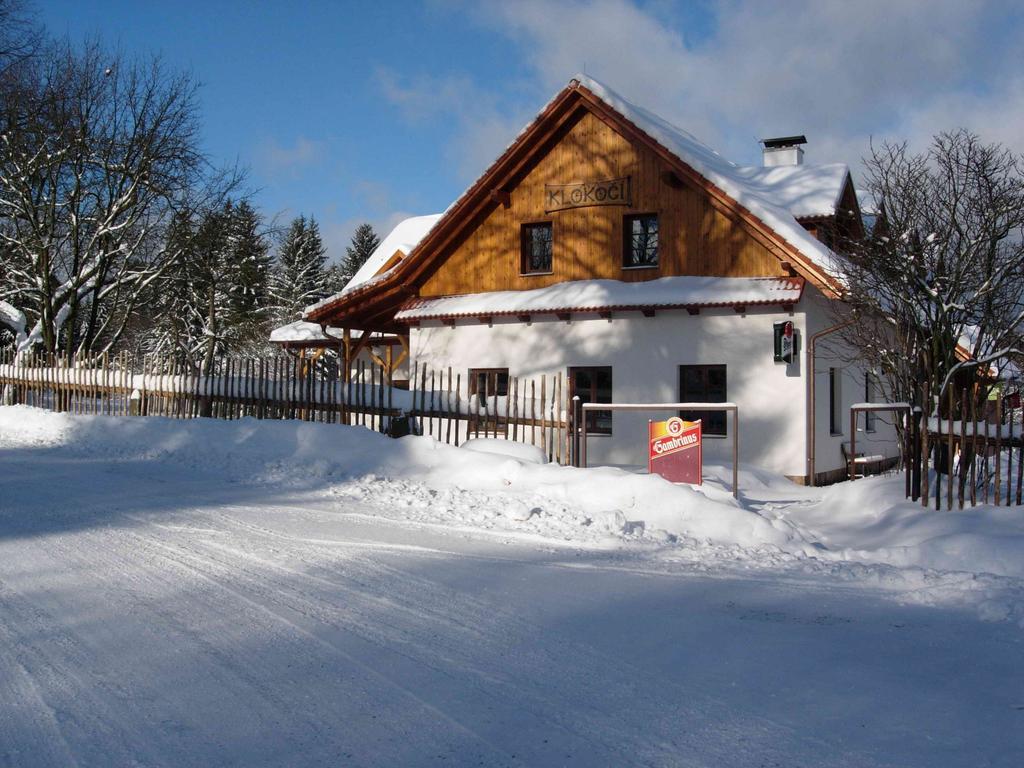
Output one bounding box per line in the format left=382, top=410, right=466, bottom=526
left=806, top=321, right=852, bottom=486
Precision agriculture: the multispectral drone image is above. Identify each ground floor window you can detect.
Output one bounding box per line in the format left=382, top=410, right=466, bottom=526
left=679, top=364, right=727, bottom=436
left=570, top=366, right=613, bottom=434
left=469, top=368, right=509, bottom=403
left=829, top=367, right=842, bottom=435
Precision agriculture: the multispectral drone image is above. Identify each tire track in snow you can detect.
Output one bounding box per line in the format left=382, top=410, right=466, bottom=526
left=0, top=614, right=81, bottom=768
left=0, top=551, right=177, bottom=767
left=67, top=520, right=514, bottom=767
left=1, top=453, right=896, bottom=767
left=126, top=505, right=878, bottom=768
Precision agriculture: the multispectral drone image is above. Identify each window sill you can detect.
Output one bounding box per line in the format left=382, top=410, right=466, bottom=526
left=621, top=264, right=659, bottom=271
left=520, top=271, right=554, bottom=277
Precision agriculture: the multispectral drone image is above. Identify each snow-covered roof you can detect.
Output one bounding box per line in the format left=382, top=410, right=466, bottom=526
left=269, top=320, right=343, bottom=344
left=735, top=163, right=851, bottom=220
left=304, top=213, right=443, bottom=316
left=305, top=76, right=849, bottom=327
left=573, top=75, right=845, bottom=281
left=396, top=276, right=804, bottom=321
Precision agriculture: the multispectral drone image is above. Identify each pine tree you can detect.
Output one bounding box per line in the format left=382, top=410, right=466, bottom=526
left=226, top=200, right=272, bottom=351
left=192, top=202, right=234, bottom=371
left=149, top=199, right=270, bottom=369
left=270, top=215, right=328, bottom=324
left=338, top=223, right=381, bottom=287
left=148, top=209, right=200, bottom=359
left=323, top=262, right=350, bottom=297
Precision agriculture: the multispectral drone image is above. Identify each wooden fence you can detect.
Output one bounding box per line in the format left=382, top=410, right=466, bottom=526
left=851, top=385, right=1023, bottom=510
left=0, top=350, right=575, bottom=465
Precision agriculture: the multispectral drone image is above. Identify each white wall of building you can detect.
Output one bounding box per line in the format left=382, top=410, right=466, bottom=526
left=411, top=304, right=803, bottom=476
left=409, top=289, right=900, bottom=481
left=803, top=292, right=901, bottom=479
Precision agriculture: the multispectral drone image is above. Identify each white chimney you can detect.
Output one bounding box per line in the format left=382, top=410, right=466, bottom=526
left=761, top=135, right=806, bottom=167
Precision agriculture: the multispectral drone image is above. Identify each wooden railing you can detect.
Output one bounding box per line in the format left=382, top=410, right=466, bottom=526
left=850, top=386, right=1023, bottom=509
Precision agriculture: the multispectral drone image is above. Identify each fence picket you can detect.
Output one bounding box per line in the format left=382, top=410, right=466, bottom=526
left=995, top=396, right=1002, bottom=507
left=1007, top=401, right=1014, bottom=507
left=947, top=388, right=954, bottom=512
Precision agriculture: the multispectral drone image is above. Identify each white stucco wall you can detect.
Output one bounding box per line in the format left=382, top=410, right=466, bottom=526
left=408, top=289, right=900, bottom=481
left=803, top=292, right=901, bottom=478
left=410, top=305, right=811, bottom=476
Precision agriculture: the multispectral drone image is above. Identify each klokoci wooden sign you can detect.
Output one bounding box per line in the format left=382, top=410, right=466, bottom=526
left=648, top=417, right=703, bottom=484
left=545, top=176, right=631, bottom=213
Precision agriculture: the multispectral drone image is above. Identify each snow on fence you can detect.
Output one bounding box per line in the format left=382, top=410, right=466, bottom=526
left=851, top=384, right=1024, bottom=510
left=0, top=350, right=576, bottom=465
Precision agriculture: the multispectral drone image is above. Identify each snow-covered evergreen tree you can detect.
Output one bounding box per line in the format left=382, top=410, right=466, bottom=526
left=147, top=199, right=270, bottom=369
left=226, top=201, right=272, bottom=352
left=337, top=223, right=380, bottom=287
left=270, top=215, right=328, bottom=324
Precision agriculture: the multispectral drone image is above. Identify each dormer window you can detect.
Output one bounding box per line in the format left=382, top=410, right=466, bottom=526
left=623, top=214, right=658, bottom=268
left=521, top=222, right=553, bottom=274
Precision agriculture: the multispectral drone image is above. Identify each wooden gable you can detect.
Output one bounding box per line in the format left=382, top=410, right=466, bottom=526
left=421, top=110, right=788, bottom=298
left=306, top=80, right=841, bottom=331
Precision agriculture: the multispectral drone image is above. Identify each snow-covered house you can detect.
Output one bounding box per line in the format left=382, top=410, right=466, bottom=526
left=304, top=76, right=898, bottom=484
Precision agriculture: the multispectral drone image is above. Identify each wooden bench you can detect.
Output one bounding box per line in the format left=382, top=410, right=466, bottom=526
left=841, top=442, right=885, bottom=479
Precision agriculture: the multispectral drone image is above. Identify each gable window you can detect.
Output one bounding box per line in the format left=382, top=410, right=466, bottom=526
left=469, top=368, right=509, bottom=402
left=570, top=366, right=613, bottom=435
left=829, top=367, right=842, bottom=435
left=679, top=365, right=727, bottom=436
left=521, top=222, right=553, bottom=274
left=623, top=213, right=659, bottom=268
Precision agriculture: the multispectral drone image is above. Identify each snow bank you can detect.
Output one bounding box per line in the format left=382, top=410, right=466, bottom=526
left=784, top=473, right=1024, bottom=579
left=0, top=405, right=798, bottom=549
left=6, top=406, right=1023, bottom=590
left=460, top=438, right=548, bottom=464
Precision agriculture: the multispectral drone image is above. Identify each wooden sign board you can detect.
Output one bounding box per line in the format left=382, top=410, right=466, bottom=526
left=648, top=417, right=702, bottom=485
left=545, top=176, right=631, bottom=213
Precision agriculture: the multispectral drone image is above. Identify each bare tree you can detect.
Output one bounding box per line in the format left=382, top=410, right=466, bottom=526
left=836, top=129, right=1024, bottom=415
left=0, top=37, right=220, bottom=359
left=0, top=0, right=42, bottom=74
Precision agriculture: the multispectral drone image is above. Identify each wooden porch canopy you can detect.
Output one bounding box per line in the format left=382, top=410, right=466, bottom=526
left=268, top=320, right=409, bottom=382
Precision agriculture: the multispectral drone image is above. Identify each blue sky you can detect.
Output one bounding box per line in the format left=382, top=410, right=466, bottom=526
left=39, top=0, right=1022, bottom=262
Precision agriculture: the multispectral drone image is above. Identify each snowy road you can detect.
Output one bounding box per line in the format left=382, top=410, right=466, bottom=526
left=1, top=420, right=1022, bottom=766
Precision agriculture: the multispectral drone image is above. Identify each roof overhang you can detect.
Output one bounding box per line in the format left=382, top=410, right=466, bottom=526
left=397, top=276, right=804, bottom=324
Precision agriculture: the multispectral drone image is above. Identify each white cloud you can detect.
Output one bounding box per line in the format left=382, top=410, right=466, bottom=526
left=376, top=68, right=538, bottom=181
left=256, top=136, right=326, bottom=177
left=453, top=0, right=1023, bottom=177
